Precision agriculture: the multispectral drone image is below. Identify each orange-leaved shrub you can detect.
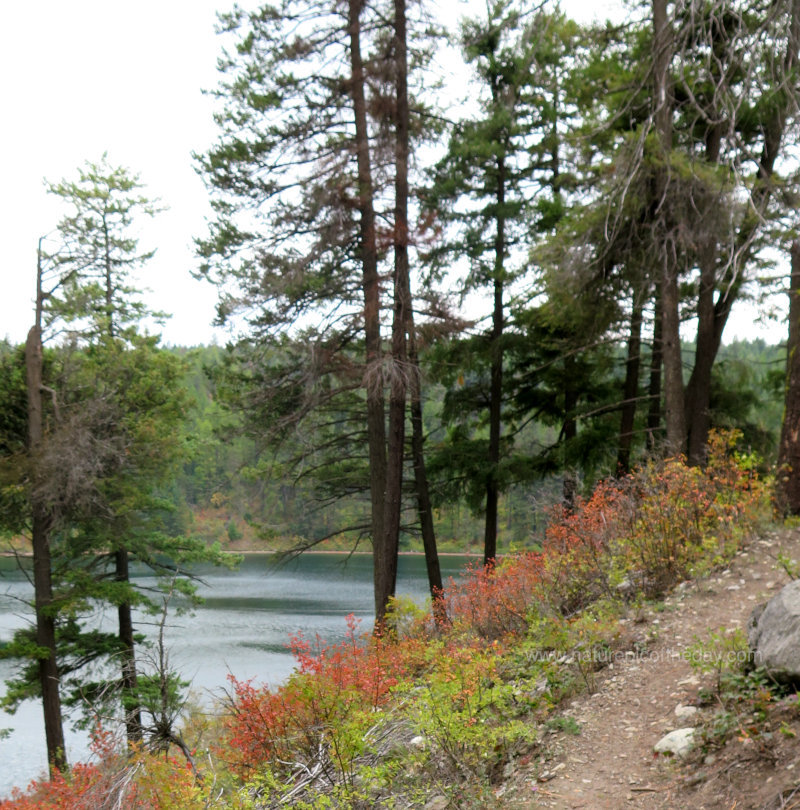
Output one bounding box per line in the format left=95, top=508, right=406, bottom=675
left=439, top=553, right=545, bottom=640
left=220, top=614, right=429, bottom=779
left=0, top=729, right=204, bottom=810
left=440, top=430, right=767, bottom=627
left=614, top=430, right=767, bottom=596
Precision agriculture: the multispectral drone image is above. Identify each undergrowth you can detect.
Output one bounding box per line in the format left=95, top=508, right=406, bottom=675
left=1, top=431, right=772, bottom=809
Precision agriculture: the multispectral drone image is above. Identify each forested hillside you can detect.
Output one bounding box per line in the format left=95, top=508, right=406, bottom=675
left=171, top=338, right=786, bottom=555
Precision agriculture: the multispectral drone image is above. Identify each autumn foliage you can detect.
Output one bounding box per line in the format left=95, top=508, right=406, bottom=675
left=1, top=432, right=769, bottom=808
left=0, top=728, right=203, bottom=810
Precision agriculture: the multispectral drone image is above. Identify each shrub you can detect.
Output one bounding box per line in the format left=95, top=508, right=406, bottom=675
left=441, top=553, right=545, bottom=640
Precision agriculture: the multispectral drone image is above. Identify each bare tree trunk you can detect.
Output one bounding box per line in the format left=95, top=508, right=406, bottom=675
left=685, top=250, right=716, bottom=466
left=653, top=0, right=686, bottom=456
left=777, top=241, right=800, bottom=514
left=647, top=290, right=663, bottom=451
left=26, top=255, right=67, bottom=774
left=347, top=0, right=388, bottom=619
left=376, top=0, right=411, bottom=628
left=562, top=355, right=578, bottom=511
left=116, top=548, right=142, bottom=743
left=684, top=121, right=722, bottom=466
left=484, top=151, right=506, bottom=566
left=617, top=292, right=644, bottom=474
left=406, top=314, right=445, bottom=622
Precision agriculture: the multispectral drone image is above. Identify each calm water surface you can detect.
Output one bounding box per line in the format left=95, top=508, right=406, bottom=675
left=0, top=552, right=470, bottom=797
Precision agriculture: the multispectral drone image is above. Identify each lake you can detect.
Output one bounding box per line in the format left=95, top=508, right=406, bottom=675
left=0, top=552, right=471, bottom=798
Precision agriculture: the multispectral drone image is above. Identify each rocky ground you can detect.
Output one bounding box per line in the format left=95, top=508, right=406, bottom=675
left=503, top=526, right=800, bottom=810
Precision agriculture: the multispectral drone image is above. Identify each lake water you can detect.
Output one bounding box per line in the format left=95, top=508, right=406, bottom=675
left=0, top=552, right=471, bottom=797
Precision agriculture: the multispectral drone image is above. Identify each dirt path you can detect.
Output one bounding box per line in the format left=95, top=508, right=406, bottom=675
left=516, top=527, right=800, bottom=810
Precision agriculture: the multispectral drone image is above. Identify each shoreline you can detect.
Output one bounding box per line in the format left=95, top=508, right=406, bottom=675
left=1, top=548, right=485, bottom=559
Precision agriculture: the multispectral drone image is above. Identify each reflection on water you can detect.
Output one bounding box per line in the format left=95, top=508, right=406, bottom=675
left=0, top=552, right=470, bottom=797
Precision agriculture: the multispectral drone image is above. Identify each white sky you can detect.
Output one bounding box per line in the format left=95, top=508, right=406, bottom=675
left=1, top=0, right=234, bottom=347
left=0, top=0, right=787, bottom=348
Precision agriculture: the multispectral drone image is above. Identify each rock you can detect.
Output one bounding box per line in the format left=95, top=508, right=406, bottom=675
left=616, top=578, right=634, bottom=596
left=683, top=771, right=707, bottom=787
left=424, top=797, right=448, bottom=810
left=674, top=704, right=698, bottom=720
left=653, top=728, right=696, bottom=758
left=749, top=580, right=800, bottom=682
left=409, top=735, right=426, bottom=748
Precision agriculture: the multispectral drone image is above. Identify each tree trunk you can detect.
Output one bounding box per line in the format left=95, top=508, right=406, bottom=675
left=484, top=151, right=506, bottom=566
left=116, top=549, right=143, bottom=744
left=647, top=290, right=663, bottom=451
left=347, top=0, right=387, bottom=619
left=617, top=292, right=644, bottom=474
left=685, top=248, right=716, bottom=466
left=684, top=119, right=722, bottom=466
left=103, top=200, right=143, bottom=744
left=376, top=0, right=411, bottom=628
left=562, top=354, right=578, bottom=511
left=406, top=311, right=445, bottom=622
left=777, top=241, right=800, bottom=514
left=652, top=0, right=686, bottom=456
left=26, top=311, right=67, bottom=775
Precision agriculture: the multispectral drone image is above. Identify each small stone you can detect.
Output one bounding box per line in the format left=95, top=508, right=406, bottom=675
left=654, top=727, right=696, bottom=758
left=683, top=771, right=707, bottom=787
left=704, top=754, right=716, bottom=766
left=424, top=797, right=448, bottom=810
left=675, top=704, right=698, bottom=720
left=726, top=584, right=741, bottom=591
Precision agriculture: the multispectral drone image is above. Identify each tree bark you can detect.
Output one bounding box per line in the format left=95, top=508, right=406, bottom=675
left=684, top=123, right=722, bottom=467
left=26, top=301, right=67, bottom=775
left=684, top=247, right=716, bottom=466
left=484, top=150, right=506, bottom=566
left=562, top=354, right=578, bottom=510
left=116, top=548, right=142, bottom=743
left=376, top=0, right=411, bottom=628
left=406, top=310, right=445, bottom=621
left=647, top=288, right=663, bottom=451
left=652, top=0, right=686, bottom=456
left=617, top=292, right=644, bottom=474
left=777, top=241, right=800, bottom=514
left=347, top=0, right=388, bottom=620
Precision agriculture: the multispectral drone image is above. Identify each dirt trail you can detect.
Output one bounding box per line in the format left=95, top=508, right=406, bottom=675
left=517, top=527, right=800, bottom=810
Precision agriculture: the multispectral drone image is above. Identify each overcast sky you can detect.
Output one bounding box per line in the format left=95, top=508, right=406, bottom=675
left=2, top=0, right=235, bottom=346
left=0, top=0, right=786, bottom=348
